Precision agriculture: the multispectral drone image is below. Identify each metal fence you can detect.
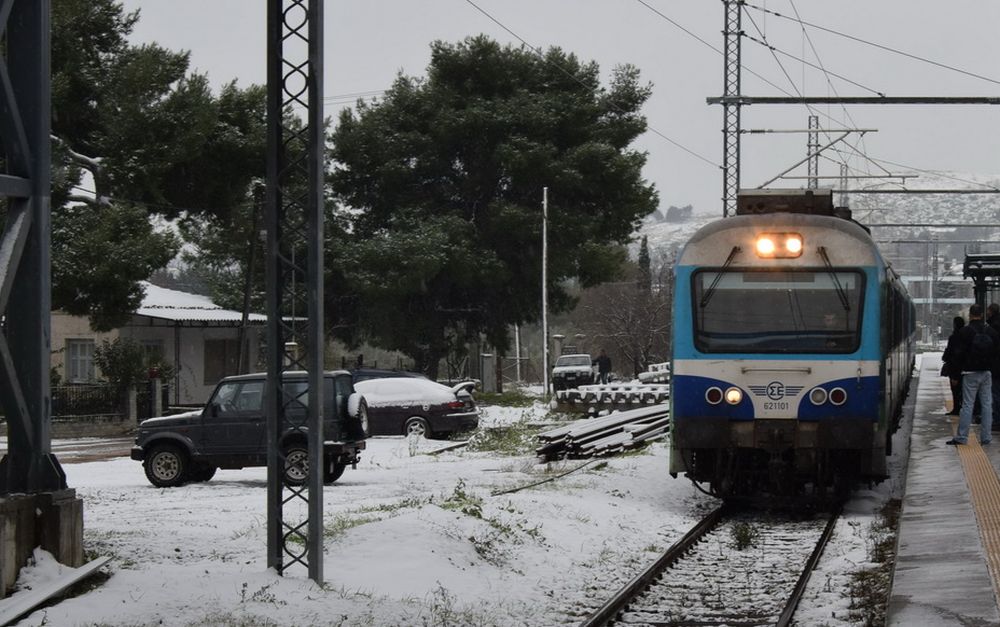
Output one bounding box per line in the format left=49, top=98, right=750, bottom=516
left=51, top=384, right=121, bottom=423
left=49, top=382, right=171, bottom=424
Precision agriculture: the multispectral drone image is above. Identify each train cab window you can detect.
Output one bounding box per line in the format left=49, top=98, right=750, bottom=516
left=693, top=269, right=864, bottom=353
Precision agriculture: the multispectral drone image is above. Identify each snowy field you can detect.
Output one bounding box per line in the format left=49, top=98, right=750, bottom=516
left=5, top=392, right=914, bottom=626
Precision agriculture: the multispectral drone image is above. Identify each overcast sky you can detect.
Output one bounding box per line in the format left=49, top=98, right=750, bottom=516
left=118, top=1, right=1000, bottom=216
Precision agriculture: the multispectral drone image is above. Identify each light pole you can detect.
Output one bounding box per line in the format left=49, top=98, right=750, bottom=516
left=542, top=187, right=549, bottom=398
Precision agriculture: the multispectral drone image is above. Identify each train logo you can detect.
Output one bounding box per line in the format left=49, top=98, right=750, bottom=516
left=766, top=382, right=784, bottom=400
left=748, top=383, right=804, bottom=400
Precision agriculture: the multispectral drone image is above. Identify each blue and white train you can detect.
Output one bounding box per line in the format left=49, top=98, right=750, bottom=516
left=669, top=190, right=915, bottom=499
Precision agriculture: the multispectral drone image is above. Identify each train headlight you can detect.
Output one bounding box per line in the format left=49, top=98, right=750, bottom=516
left=755, top=237, right=776, bottom=256
left=829, top=387, right=847, bottom=406
left=809, top=387, right=828, bottom=405
left=724, top=387, right=743, bottom=405
left=754, top=232, right=803, bottom=258
left=705, top=387, right=723, bottom=405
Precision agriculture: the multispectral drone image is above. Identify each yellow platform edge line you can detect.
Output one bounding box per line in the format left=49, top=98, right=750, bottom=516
left=954, top=418, right=1000, bottom=603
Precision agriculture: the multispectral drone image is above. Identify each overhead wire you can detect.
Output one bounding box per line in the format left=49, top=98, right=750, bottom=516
left=632, top=0, right=808, bottom=99
left=742, top=8, right=888, bottom=187
left=741, top=31, right=885, bottom=97
left=631, top=0, right=889, bottom=183
left=462, top=0, right=721, bottom=169
left=745, top=2, right=1000, bottom=88
left=785, top=0, right=873, bottom=180
left=768, top=2, right=1000, bottom=190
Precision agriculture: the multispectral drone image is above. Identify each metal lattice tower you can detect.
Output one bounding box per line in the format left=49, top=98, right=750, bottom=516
left=807, top=115, right=819, bottom=189
left=265, top=0, right=326, bottom=582
left=0, top=0, right=66, bottom=494
left=721, top=0, right=743, bottom=217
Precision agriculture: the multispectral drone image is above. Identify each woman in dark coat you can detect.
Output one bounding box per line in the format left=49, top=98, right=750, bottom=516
left=942, top=316, right=965, bottom=415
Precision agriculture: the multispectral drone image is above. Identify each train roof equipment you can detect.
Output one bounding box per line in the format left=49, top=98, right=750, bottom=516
left=736, top=188, right=869, bottom=233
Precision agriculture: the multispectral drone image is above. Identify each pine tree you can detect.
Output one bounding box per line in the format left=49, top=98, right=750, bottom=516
left=638, top=235, right=652, bottom=292
left=329, top=36, right=658, bottom=375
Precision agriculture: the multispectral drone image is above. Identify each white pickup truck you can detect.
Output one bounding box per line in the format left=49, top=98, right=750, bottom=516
left=551, top=353, right=596, bottom=391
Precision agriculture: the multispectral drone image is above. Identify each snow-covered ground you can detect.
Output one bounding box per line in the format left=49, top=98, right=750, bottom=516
left=5, top=390, right=914, bottom=626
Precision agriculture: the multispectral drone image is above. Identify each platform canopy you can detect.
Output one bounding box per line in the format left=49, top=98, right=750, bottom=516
left=962, top=253, right=1000, bottom=307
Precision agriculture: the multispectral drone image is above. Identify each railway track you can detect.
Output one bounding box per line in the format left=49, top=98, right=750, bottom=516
left=581, top=503, right=841, bottom=627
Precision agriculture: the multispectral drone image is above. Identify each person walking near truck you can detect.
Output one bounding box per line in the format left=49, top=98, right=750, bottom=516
left=593, top=349, right=612, bottom=385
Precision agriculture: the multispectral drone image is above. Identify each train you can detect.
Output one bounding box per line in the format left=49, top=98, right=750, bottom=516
left=669, top=189, right=915, bottom=499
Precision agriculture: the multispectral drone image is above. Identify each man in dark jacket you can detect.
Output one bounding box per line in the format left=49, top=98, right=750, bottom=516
left=941, top=316, right=965, bottom=416
left=987, top=303, right=1000, bottom=428
left=948, top=303, right=1000, bottom=445
left=593, top=349, right=612, bottom=385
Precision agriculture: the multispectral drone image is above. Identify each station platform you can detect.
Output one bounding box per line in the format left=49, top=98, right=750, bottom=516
left=889, top=354, right=1000, bottom=625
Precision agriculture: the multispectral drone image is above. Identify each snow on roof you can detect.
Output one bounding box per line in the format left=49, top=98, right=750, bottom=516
left=135, top=281, right=267, bottom=324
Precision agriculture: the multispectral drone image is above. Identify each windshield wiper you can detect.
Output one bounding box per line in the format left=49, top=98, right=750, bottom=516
left=818, top=246, right=850, bottom=313
left=700, top=246, right=741, bottom=308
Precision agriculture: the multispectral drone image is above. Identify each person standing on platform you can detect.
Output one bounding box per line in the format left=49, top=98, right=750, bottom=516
left=948, top=303, right=999, bottom=446
left=941, top=315, right=965, bottom=416
left=987, top=303, right=1000, bottom=429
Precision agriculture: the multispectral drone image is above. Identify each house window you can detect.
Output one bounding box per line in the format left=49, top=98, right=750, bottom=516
left=204, top=339, right=240, bottom=385
left=66, top=339, right=95, bottom=382
left=140, top=340, right=164, bottom=362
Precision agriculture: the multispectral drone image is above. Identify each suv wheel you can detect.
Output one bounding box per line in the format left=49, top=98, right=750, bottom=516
left=190, top=463, right=217, bottom=482
left=144, top=444, right=189, bottom=488
left=324, top=462, right=347, bottom=484
left=283, top=445, right=309, bottom=486
left=404, top=416, right=430, bottom=439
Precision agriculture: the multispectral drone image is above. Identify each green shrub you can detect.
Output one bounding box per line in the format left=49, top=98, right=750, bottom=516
left=475, top=389, right=536, bottom=407
left=730, top=521, right=761, bottom=551
left=466, top=419, right=540, bottom=456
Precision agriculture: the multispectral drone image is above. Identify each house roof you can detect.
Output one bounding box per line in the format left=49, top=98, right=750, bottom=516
left=136, top=282, right=268, bottom=324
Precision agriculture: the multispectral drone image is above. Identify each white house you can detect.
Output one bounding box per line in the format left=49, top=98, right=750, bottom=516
left=51, top=282, right=266, bottom=405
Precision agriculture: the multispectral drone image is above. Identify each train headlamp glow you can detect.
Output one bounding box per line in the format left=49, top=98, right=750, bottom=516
left=724, top=387, right=743, bottom=405
left=755, top=237, right=776, bottom=256
left=755, top=232, right=803, bottom=258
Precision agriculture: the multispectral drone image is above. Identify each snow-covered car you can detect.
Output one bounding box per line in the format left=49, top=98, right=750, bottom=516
left=130, top=371, right=368, bottom=487
left=551, top=353, right=596, bottom=391
left=350, top=368, right=427, bottom=384
left=354, top=377, right=479, bottom=439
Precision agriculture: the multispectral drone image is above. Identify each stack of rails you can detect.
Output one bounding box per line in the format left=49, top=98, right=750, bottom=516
left=554, top=383, right=669, bottom=413
left=535, top=405, right=669, bottom=461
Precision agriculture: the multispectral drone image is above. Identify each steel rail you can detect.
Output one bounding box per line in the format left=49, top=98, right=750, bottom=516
left=776, top=503, right=844, bottom=627
left=579, top=505, right=727, bottom=627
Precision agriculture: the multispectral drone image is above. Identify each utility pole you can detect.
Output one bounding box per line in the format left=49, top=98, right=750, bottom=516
left=542, top=187, right=549, bottom=398
left=238, top=184, right=263, bottom=374
left=514, top=324, right=522, bottom=383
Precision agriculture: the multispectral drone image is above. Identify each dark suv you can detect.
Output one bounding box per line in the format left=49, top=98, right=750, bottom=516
left=131, top=370, right=368, bottom=488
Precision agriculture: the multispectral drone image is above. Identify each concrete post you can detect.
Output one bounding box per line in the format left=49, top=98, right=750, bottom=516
left=126, top=387, right=137, bottom=427
left=481, top=354, right=496, bottom=393
left=151, top=378, right=162, bottom=417
left=552, top=334, right=565, bottom=359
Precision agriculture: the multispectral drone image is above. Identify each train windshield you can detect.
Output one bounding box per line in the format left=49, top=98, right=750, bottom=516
left=693, top=269, right=864, bottom=353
